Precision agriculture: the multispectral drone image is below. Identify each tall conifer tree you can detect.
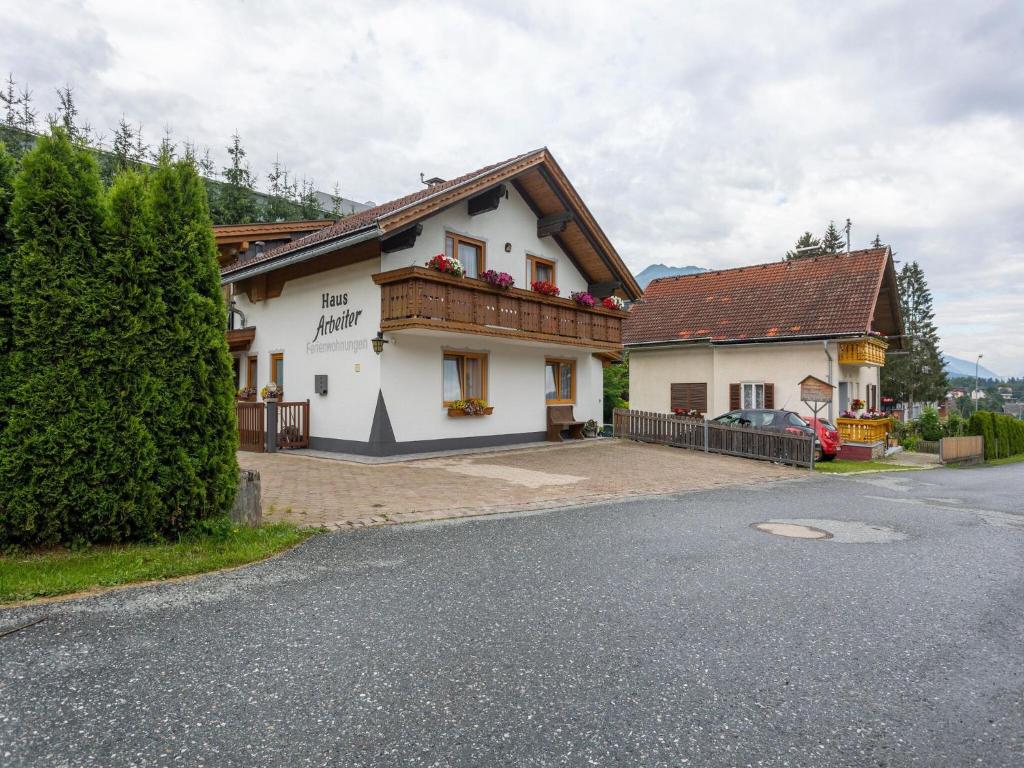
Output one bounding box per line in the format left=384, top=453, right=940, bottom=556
left=0, top=142, right=16, bottom=438
left=821, top=220, right=844, bottom=253
left=0, top=130, right=158, bottom=545
left=148, top=156, right=238, bottom=528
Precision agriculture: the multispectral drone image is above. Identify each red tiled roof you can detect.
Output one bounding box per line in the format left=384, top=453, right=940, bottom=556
left=623, top=248, right=892, bottom=345
left=221, top=151, right=538, bottom=275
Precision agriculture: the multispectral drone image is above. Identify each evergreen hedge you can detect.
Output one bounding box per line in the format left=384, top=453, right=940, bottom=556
left=0, top=142, right=15, bottom=438
left=0, top=132, right=238, bottom=547
left=968, top=411, right=1024, bottom=460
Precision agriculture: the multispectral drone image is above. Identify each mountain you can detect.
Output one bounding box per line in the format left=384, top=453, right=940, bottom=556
left=943, top=355, right=1000, bottom=380
left=634, top=263, right=707, bottom=289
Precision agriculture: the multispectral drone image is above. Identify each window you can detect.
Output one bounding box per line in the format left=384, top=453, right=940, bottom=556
left=246, top=356, right=258, bottom=389
left=741, top=383, right=764, bottom=410
left=527, top=255, right=556, bottom=286
left=670, top=382, right=707, bottom=414
left=445, top=232, right=485, bottom=279
left=866, top=383, right=878, bottom=411
left=443, top=351, right=488, bottom=404
left=270, top=352, right=284, bottom=391
left=545, top=359, right=576, bottom=404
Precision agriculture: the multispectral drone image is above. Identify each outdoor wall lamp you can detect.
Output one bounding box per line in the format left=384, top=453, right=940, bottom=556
left=372, top=332, right=389, bottom=355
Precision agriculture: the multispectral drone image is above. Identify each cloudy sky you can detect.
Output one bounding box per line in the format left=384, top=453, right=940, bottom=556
left=5, top=0, right=1023, bottom=375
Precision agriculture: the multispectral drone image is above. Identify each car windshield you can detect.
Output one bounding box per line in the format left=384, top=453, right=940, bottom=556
left=820, top=419, right=837, bottom=431
left=785, top=413, right=809, bottom=428
left=713, top=412, right=745, bottom=425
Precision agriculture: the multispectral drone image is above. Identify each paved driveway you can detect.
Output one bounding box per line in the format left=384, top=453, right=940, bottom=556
left=243, top=439, right=798, bottom=528
left=2, top=465, right=1022, bottom=766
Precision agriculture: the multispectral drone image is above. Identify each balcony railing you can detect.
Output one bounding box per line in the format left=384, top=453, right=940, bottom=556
left=837, top=417, right=891, bottom=444
left=838, top=336, right=888, bottom=366
left=372, top=267, right=625, bottom=350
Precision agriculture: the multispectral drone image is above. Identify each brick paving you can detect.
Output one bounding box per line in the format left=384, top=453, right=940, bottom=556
left=241, top=439, right=800, bottom=529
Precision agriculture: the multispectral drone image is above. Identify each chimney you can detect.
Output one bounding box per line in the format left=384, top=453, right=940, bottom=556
left=420, top=172, right=445, bottom=188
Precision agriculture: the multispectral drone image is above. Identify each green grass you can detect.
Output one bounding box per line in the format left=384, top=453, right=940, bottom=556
left=980, top=453, right=1024, bottom=467
left=0, top=521, right=318, bottom=605
left=814, top=459, right=918, bottom=474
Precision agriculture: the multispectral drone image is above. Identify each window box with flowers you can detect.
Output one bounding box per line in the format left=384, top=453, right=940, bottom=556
left=237, top=387, right=257, bottom=402
left=602, top=295, right=626, bottom=311
left=426, top=253, right=465, bottom=277
left=480, top=269, right=515, bottom=289
left=447, top=398, right=494, bottom=417
left=531, top=280, right=560, bottom=296
left=570, top=291, right=596, bottom=308
left=672, top=407, right=703, bottom=419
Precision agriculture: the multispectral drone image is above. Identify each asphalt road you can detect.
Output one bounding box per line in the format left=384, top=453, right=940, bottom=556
left=1, top=464, right=1022, bottom=767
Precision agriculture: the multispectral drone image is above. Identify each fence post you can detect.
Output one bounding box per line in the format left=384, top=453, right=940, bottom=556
left=703, top=418, right=709, bottom=452
left=265, top=400, right=278, bottom=453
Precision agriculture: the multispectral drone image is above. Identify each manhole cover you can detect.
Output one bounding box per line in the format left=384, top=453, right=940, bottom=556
left=752, top=522, right=832, bottom=540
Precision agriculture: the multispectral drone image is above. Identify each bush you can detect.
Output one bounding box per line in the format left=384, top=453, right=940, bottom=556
left=917, top=406, right=943, bottom=441
left=944, top=411, right=965, bottom=437
left=968, top=411, right=1024, bottom=460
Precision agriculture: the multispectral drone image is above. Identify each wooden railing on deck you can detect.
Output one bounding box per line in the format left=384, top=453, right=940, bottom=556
left=372, top=267, right=625, bottom=350
left=838, top=337, right=888, bottom=366
left=836, top=417, right=891, bottom=443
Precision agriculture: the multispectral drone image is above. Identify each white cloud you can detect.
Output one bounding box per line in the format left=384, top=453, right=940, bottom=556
left=3, top=0, right=1022, bottom=374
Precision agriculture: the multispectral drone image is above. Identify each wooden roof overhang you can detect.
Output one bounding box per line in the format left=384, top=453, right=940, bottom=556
left=220, top=149, right=640, bottom=304
left=869, top=249, right=905, bottom=349
left=226, top=326, right=256, bottom=352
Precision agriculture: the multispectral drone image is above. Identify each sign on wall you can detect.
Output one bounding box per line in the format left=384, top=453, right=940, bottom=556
left=306, top=290, right=368, bottom=355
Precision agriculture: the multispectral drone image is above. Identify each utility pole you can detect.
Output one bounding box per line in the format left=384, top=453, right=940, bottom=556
left=844, top=218, right=852, bottom=253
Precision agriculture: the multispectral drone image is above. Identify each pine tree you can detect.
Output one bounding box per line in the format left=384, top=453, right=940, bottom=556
left=17, top=84, right=37, bottom=132
left=785, top=231, right=821, bottom=260
left=821, top=220, right=844, bottom=253
left=148, top=156, right=238, bottom=529
left=297, top=177, right=323, bottom=219
left=1, top=74, right=18, bottom=127
left=0, top=142, right=16, bottom=439
left=329, top=182, right=345, bottom=218
left=871, top=233, right=883, bottom=248
left=881, top=260, right=948, bottom=408
left=106, top=115, right=136, bottom=183
left=264, top=157, right=294, bottom=221
left=50, top=85, right=83, bottom=143
left=0, top=130, right=157, bottom=546
left=217, top=132, right=258, bottom=223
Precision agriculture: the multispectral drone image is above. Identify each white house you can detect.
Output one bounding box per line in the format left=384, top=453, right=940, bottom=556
left=222, top=149, right=641, bottom=456
left=623, top=248, right=904, bottom=435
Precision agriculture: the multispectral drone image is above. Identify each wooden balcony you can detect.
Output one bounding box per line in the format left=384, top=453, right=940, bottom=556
left=838, top=336, right=888, bottom=366
left=837, top=417, right=892, bottom=444
left=372, top=267, right=625, bottom=350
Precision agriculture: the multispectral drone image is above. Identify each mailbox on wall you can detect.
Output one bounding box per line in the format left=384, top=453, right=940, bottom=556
left=314, top=375, right=328, bottom=395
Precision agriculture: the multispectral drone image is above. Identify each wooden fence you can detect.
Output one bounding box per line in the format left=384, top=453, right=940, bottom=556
left=939, top=435, right=984, bottom=464
left=237, top=401, right=266, bottom=452
left=276, top=400, right=310, bottom=449
left=236, top=400, right=310, bottom=452
left=613, top=408, right=814, bottom=468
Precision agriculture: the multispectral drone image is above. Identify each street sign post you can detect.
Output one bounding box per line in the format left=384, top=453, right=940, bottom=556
left=799, top=375, right=835, bottom=470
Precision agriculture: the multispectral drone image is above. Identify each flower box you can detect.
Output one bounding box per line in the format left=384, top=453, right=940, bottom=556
left=448, top=406, right=494, bottom=417
left=426, top=253, right=465, bottom=277
left=531, top=280, right=560, bottom=296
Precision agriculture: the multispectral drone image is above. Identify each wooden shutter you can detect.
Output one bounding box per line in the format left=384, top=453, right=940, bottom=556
left=729, top=383, right=741, bottom=410
left=671, top=383, right=708, bottom=413
left=764, top=383, right=775, bottom=409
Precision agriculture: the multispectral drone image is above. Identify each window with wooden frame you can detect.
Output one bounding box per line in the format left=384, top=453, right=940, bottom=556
left=527, top=255, right=556, bottom=286
left=445, top=232, right=486, bottom=279
left=270, top=352, right=284, bottom=392
left=670, top=382, right=708, bottom=414
left=442, top=351, right=488, bottom=405
left=246, top=355, right=258, bottom=390
left=729, top=382, right=774, bottom=410
left=545, top=358, right=576, bottom=404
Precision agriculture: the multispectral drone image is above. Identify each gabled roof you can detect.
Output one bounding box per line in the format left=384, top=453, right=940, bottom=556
left=220, top=148, right=642, bottom=299
left=624, top=247, right=903, bottom=346
left=213, top=219, right=336, bottom=244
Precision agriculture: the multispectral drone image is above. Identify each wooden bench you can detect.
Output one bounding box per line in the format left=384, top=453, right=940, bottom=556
left=547, top=405, right=585, bottom=442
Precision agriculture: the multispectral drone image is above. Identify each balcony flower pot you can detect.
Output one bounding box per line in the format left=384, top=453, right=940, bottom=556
left=426, top=253, right=465, bottom=277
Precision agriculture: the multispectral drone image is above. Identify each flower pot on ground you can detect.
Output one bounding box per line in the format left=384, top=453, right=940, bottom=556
left=582, top=419, right=599, bottom=438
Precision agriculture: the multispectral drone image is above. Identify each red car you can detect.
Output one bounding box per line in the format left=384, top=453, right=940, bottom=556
left=805, top=417, right=840, bottom=460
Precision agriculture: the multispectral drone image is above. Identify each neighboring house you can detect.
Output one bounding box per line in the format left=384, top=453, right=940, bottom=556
left=622, top=247, right=904, bottom=431
left=221, top=148, right=640, bottom=456
left=1005, top=403, right=1024, bottom=420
